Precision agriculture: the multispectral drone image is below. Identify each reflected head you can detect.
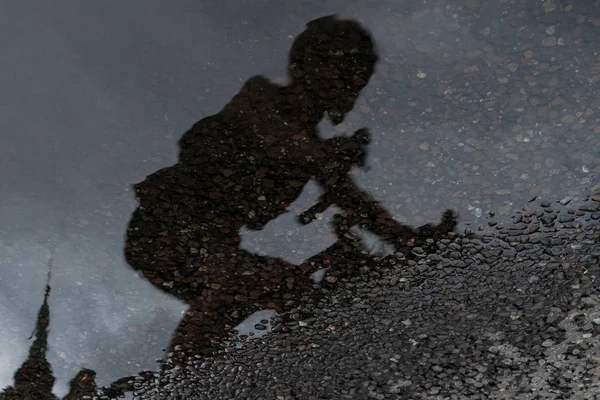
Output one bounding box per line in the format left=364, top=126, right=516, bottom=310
left=288, top=15, right=378, bottom=124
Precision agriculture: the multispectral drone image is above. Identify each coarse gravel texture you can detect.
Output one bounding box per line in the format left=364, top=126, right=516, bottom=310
left=1, top=0, right=600, bottom=399
left=105, top=196, right=600, bottom=400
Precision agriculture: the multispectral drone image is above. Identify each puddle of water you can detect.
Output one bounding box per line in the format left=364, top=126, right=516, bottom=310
left=233, top=309, right=278, bottom=346
left=239, top=180, right=340, bottom=266
left=1, top=2, right=598, bottom=398
left=311, top=268, right=329, bottom=284
left=0, top=231, right=185, bottom=398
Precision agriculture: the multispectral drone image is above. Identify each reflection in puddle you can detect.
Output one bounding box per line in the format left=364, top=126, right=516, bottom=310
left=350, top=225, right=396, bottom=258
left=234, top=309, right=278, bottom=346
left=239, top=179, right=340, bottom=266
left=310, top=268, right=328, bottom=284
left=121, top=14, right=456, bottom=370
left=2, top=14, right=459, bottom=399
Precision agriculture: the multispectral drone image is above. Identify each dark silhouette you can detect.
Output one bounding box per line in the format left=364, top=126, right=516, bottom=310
left=124, top=14, right=457, bottom=363
left=1, top=284, right=57, bottom=400
left=0, top=283, right=98, bottom=400
left=2, top=15, right=458, bottom=399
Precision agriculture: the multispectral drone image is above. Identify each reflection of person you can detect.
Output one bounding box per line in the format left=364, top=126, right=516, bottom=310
left=124, top=15, right=456, bottom=363
left=0, top=16, right=456, bottom=399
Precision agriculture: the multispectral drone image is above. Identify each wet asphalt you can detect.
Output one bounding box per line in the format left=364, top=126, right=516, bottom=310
left=1, top=1, right=600, bottom=399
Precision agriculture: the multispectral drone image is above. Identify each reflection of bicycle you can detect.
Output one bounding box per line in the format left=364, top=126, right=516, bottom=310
left=90, top=128, right=460, bottom=398
left=297, top=127, right=458, bottom=256
left=2, top=14, right=463, bottom=399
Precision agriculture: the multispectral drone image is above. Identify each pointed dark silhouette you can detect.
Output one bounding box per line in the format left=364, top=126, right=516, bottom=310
left=0, top=283, right=98, bottom=400
left=1, top=284, right=57, bottom=400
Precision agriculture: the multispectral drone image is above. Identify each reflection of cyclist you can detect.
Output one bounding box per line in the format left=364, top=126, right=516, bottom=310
left=175, top=15, right=381, bottom=232
left=124, top=15, right=455, bottom=363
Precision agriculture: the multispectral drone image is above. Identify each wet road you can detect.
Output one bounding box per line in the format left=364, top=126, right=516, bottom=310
left=1, top=1, right=599, bottom=399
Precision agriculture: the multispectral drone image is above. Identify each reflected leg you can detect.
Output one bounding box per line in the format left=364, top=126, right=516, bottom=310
left=164, top=249, right=317, bottom=364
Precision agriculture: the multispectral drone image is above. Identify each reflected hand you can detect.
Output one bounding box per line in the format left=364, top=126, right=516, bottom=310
left=352, top=127, right=370, bottom=146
